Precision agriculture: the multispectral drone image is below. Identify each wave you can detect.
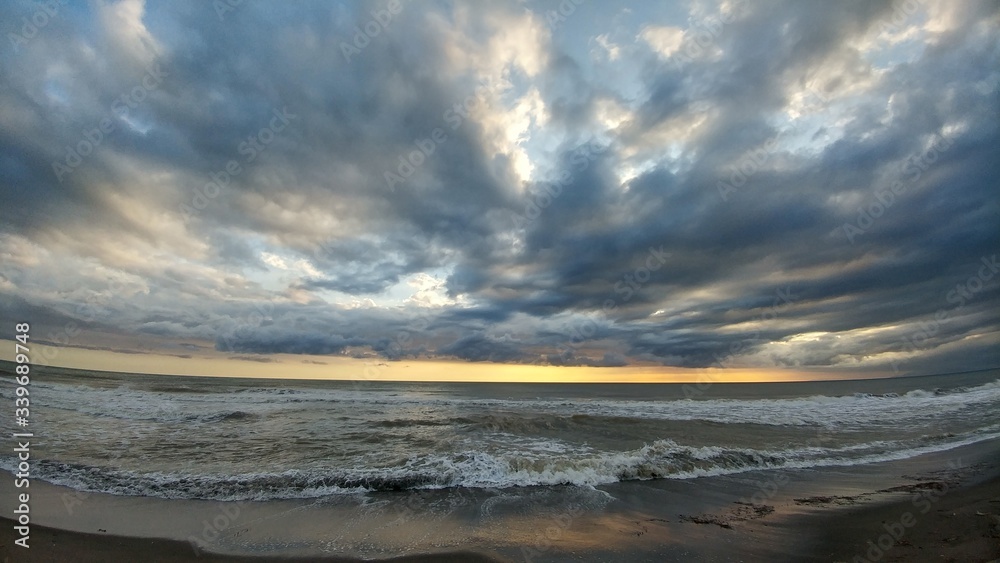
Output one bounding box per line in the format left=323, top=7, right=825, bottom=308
left=6, top=430, right=998, bottom=501
left=5, top=378, right=996, bottom=428
left=195, top=410, right=259, bottom=423
left=374, top=418, right=460, bottom=428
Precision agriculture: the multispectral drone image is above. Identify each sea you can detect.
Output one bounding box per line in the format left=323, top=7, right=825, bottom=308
left=2, top=365, right=998, bottom=502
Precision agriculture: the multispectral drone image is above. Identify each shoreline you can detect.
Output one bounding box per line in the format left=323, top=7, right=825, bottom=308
left=808, top=474, right=1000, bottom=561
left=2, top=478, right=997, bottom=562
left=2, top=438, right=998, bottom=561
left=0, top=520, right=507, bottom=562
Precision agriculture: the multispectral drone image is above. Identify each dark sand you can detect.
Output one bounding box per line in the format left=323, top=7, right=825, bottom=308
left=2, top=439, right=998, bottom=562
left=3, top=476, right=998, bottom=562
left=0, top=524, right=503, bottom=563
left=809, top=474, right=1000, bottom=562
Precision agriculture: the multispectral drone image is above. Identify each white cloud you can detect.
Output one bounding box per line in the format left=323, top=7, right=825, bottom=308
left=96, top=0, right=161, bottom=67
left=595, top=33, right=622, bottom=60
left=405, top=272, right=468, bottom=308
left=639, top=25, right=685, bottom=58
left=261, top=252, right=289, bottom=270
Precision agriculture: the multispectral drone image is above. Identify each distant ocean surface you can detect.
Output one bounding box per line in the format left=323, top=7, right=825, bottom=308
left=2, top=366, right=998, bottom=501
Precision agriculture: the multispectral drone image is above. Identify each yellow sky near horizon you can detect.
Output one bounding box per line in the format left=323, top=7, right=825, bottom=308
left=0, top=339, right=892, bottom=383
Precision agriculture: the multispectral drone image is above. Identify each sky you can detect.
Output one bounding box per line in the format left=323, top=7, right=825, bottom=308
left=0, top=0, right=998, bottom=382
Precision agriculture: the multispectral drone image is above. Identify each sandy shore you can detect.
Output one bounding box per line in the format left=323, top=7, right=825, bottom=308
left=2, top=438, right=998, bottom=562
left=2, top=474, right=999, bottom=562
left=3, top=477, right=998, bottom=562
left=809, top=474, right=1000, bottom=562
left=0, top=523, right=504, bottom=563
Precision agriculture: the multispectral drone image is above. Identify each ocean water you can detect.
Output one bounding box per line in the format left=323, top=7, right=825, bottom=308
left=2, top=365, right=998, bottom=502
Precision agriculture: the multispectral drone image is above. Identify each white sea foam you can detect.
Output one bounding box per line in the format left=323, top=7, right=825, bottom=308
left=2, top=375, right=996, bottom=500
left=4, top=427, right=998, bottom=501
left=5, top=378, right=997, bottom=428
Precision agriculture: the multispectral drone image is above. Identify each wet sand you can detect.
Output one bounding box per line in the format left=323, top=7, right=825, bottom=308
left=809, top=474, right=1000, bottom=561
left=2, top=438, right=998, bottom=562
left=0, top=524, right=503, bottom=563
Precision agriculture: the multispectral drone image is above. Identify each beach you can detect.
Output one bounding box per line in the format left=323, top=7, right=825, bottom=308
left=3, top=0, right=998, bottom=559
left=3, top=0, right=998, bottom=558
left=1, top=365, right=998, bottom=561
left=2, top=438, right=998, bottom=562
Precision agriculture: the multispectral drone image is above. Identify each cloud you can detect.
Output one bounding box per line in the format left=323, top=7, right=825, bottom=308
left=438, top=334, right=529, bottom=363
left=261, top=252, right=288, bottom=270
left=639, top=25, right=684, bottom=58
left=0, top=0, right=997, bottom=375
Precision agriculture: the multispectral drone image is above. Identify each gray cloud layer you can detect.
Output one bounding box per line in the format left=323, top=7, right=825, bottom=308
left=1, top=0, right=997, bottom=375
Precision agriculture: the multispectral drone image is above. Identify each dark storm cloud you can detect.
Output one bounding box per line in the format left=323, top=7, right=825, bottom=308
left=438, top=334, right=530, bottom=363
left=218, top=329, right=362, bottom=355
left=0, top=0, right=997, bottom=374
